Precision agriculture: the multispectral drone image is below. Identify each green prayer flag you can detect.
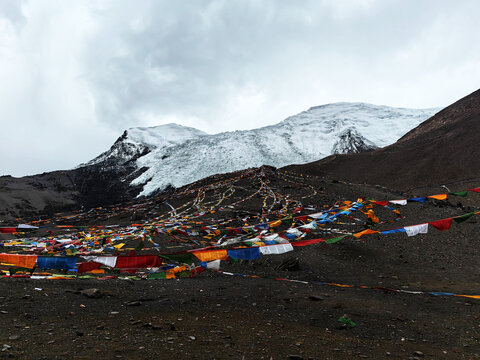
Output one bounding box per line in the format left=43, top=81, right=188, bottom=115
left=147, top=272, right=167, bottom=279
left=450, top=191, right=468, bottom=197
left=160, top=253, right=195, bottom=264
left=177, top=270, right=191, bottom=278
left=325, top=235, right=347, bottom=244
left=453, top=212, right=475, bottom=223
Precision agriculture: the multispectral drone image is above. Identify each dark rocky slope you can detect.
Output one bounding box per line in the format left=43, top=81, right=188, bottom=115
left=285, top=89, right=480, bottom=193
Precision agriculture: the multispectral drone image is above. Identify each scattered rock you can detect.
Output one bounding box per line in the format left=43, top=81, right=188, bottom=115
left=308, top=295, right=324, bottom=301
left=126, top=301, right=142, bottom=306
left=80, top=288, right=103, bottom=299
left=413, top=351, right=424, bottom=357
left=8, top=335, right=19, bottom=341
left=276, top=257, right=300, bottom=271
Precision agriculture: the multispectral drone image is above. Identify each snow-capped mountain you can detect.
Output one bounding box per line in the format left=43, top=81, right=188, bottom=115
left=81, top=123, right=207, bottom=168
left=80, top=103, right=439, bottom=196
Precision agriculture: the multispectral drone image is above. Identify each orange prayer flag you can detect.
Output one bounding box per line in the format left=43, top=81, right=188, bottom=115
left=454, top=294, right=480, bottom=299
left=269, top=220, right=282, bottom=228
left=0, top=254, right=37, bottom=269
left=428, top=194, right=447, bottom=200
left=353, top=229, right=379, bottom=238
left=193, top=249, right=228, bottom=262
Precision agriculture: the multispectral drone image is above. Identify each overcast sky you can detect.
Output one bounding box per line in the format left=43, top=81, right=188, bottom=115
left=1, top=0, right=480, bottom=176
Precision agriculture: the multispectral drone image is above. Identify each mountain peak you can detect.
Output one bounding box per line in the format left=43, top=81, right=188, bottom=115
left=332, top=128, right=378, bottom=154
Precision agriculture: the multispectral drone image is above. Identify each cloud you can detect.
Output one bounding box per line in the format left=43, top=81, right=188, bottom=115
left=1, top=0, right=480, bottom=176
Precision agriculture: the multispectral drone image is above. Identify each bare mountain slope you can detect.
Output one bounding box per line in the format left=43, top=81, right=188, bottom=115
left=285, top=89, right=480, bottom=192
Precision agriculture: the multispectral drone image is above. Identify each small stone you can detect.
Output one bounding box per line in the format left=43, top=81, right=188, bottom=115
left=0, top=311, right=8, bottom=314
left=109, top=311, right=119, bottom=315
left=188, top=336, right=196, bottom=341
left=80, top=288, right=103, bottom=299
left=126, top=301, right=141, bottom=306
left=308, top=295, right=324, bottom=301
left=8, top=335, right=19, bottom=341
left=413, top=351, right=424, bottom=357
left=76, top=331, right=84, bottom=336
left=96, top=323, right=105, bottom=330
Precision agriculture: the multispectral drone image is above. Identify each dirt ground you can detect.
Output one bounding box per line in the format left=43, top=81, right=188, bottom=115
left=1, top=168, right=480, bottom=359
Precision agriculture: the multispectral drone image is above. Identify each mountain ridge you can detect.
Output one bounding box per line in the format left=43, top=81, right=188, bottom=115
left=0, top=101, right=438, bottom=220
left=88, top=102, right=438, bottom=196
left=284, top=89, right=480, bottom=193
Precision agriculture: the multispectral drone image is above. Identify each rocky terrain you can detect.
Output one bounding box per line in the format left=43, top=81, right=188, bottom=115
left=1, top=163, right=480, bottom=359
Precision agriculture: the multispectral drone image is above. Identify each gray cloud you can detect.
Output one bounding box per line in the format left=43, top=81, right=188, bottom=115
left=1, top=0, right=480, bottom=176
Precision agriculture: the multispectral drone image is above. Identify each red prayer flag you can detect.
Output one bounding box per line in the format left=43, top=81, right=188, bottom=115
left=468, top=188, right=480, bottom=193
left=372, top=201, right=389, bottom=207
left=78, top=262, right=102, bottom=274
left=0, top=228, right=17, bottom=234
left=115, top=255, right=162, bottom=270
left=292, top=238, right=324, bottom=247
left=429, top=218, right=453, bottom=231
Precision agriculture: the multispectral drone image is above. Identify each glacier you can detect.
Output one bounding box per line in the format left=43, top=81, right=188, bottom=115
left=81, top=102, right=439, bottom=196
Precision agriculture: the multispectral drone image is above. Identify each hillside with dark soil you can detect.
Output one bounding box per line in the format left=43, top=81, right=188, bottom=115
left=0, top=160, right=146, bottom=222
left=1, top=165, right=480, bottom=359
left=285, top=89, right=480, bottom=194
